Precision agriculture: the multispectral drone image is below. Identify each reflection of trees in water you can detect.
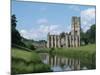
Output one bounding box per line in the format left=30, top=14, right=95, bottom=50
left=39, top=52, right=96, bottom=71
left=48, top=54, right=81, bottom=70
left=80, top=52, right=96, bottom=69
left=78, top=51, right=96, bottom=70
left=39, top=52, right=95, bottom=71
left=49, top=48, right=55, bottom=56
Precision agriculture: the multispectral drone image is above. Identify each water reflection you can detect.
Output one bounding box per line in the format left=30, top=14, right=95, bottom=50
left=39, top=53, right=81, bottom=72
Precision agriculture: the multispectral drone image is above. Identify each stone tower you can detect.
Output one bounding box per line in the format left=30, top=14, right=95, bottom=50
left=71, top=16, right=80, bottom=47
left=47, top=32, right=50, bottom=48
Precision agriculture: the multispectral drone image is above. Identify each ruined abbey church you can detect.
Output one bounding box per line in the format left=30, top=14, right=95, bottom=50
left=47, top=16, right=81, bottom=48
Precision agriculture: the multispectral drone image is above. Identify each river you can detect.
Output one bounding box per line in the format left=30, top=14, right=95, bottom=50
left=38, top=53, right=88, bottom=72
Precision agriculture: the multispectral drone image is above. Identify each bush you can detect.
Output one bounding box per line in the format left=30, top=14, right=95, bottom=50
left=30, top=44, right=36, bottom=50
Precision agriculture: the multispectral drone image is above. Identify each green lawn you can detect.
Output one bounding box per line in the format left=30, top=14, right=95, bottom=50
left=12, top=48, right=41, bottom=63
left=54, top=44, right=96, bottom=58
left=11, top=48, right=51, bottom=74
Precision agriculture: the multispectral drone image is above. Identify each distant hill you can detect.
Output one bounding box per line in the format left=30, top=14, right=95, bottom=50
left=21, top=37, right=47, bottom=49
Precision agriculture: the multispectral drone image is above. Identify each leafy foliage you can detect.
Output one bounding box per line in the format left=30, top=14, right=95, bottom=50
left=29, top=44, right=36, bottom=50
left=60, top=32, right=66, bottom=38
left=80, top=24, right=96, bottom=45
left=86, top=24, right=96, bottom=44
left=11, top=15, right=26, bottom=47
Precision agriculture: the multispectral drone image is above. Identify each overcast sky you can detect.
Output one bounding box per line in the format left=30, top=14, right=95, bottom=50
left=12, top=0, right=96, bottom=41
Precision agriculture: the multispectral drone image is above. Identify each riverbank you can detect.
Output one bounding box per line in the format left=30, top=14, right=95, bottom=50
left=54, top=44, right=95, bottom=58
left=53, top=44, right=96, bottom=69
left=37, top=44, right=96, bottom=69
left=11, top=48, right=51, bottom=74
left=11, top=44, right=96, bottom=74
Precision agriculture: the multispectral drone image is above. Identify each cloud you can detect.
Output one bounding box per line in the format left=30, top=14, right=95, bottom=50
left=40, top=7, right=47, bottom=12
left=69, top=5, right=80, bottom=12
left=81, top=8, right=95, bottom=21
left=36, top=18, right=48, bottom=24
left=81, top=8, right=96, bottom=32
left=39, top=24, right=61, bottom=35
left=20, top=29, right=30, bottom=39
left=19, top=24, right=62, bottom=41
left=21, top=30, right=41, bottom=40
left=20, top=30, right=27, bottom=34
left=38, top=24, right=62, bottom=40
left=39, top=25, right=49, bottom=33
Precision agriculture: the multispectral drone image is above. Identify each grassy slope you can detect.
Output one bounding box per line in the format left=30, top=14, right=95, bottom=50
left=12, top=48, right=41, bottom=63
left=11, top=48, right=51, bottom=74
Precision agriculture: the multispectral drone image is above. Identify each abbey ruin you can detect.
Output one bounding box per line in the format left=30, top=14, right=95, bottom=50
left=47, top=16, right=81, bottom=48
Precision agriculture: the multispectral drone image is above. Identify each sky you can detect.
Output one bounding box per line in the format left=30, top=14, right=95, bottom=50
left=12, top=0, right=96, bottom=41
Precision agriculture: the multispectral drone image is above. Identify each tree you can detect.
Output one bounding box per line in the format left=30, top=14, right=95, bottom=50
left=90, top=24, right=96, bottom=43
left=11, top=15, right=17, bottom=29
left=60, top=32, right=65, bottom=38
left=30, top=44, right=36, bottom=50
left=80, top=28, right=89, bottom=45
left=86, top=24, right=96, bottom=44
left=11, top=15, right=25, bottom=47
left=80, top=24, right=96, bottom=45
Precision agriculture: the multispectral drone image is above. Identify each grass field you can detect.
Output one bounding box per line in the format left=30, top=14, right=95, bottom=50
left=11, top=48, right=51, bottom=74
left=54, top=44, right=96, bottom=58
